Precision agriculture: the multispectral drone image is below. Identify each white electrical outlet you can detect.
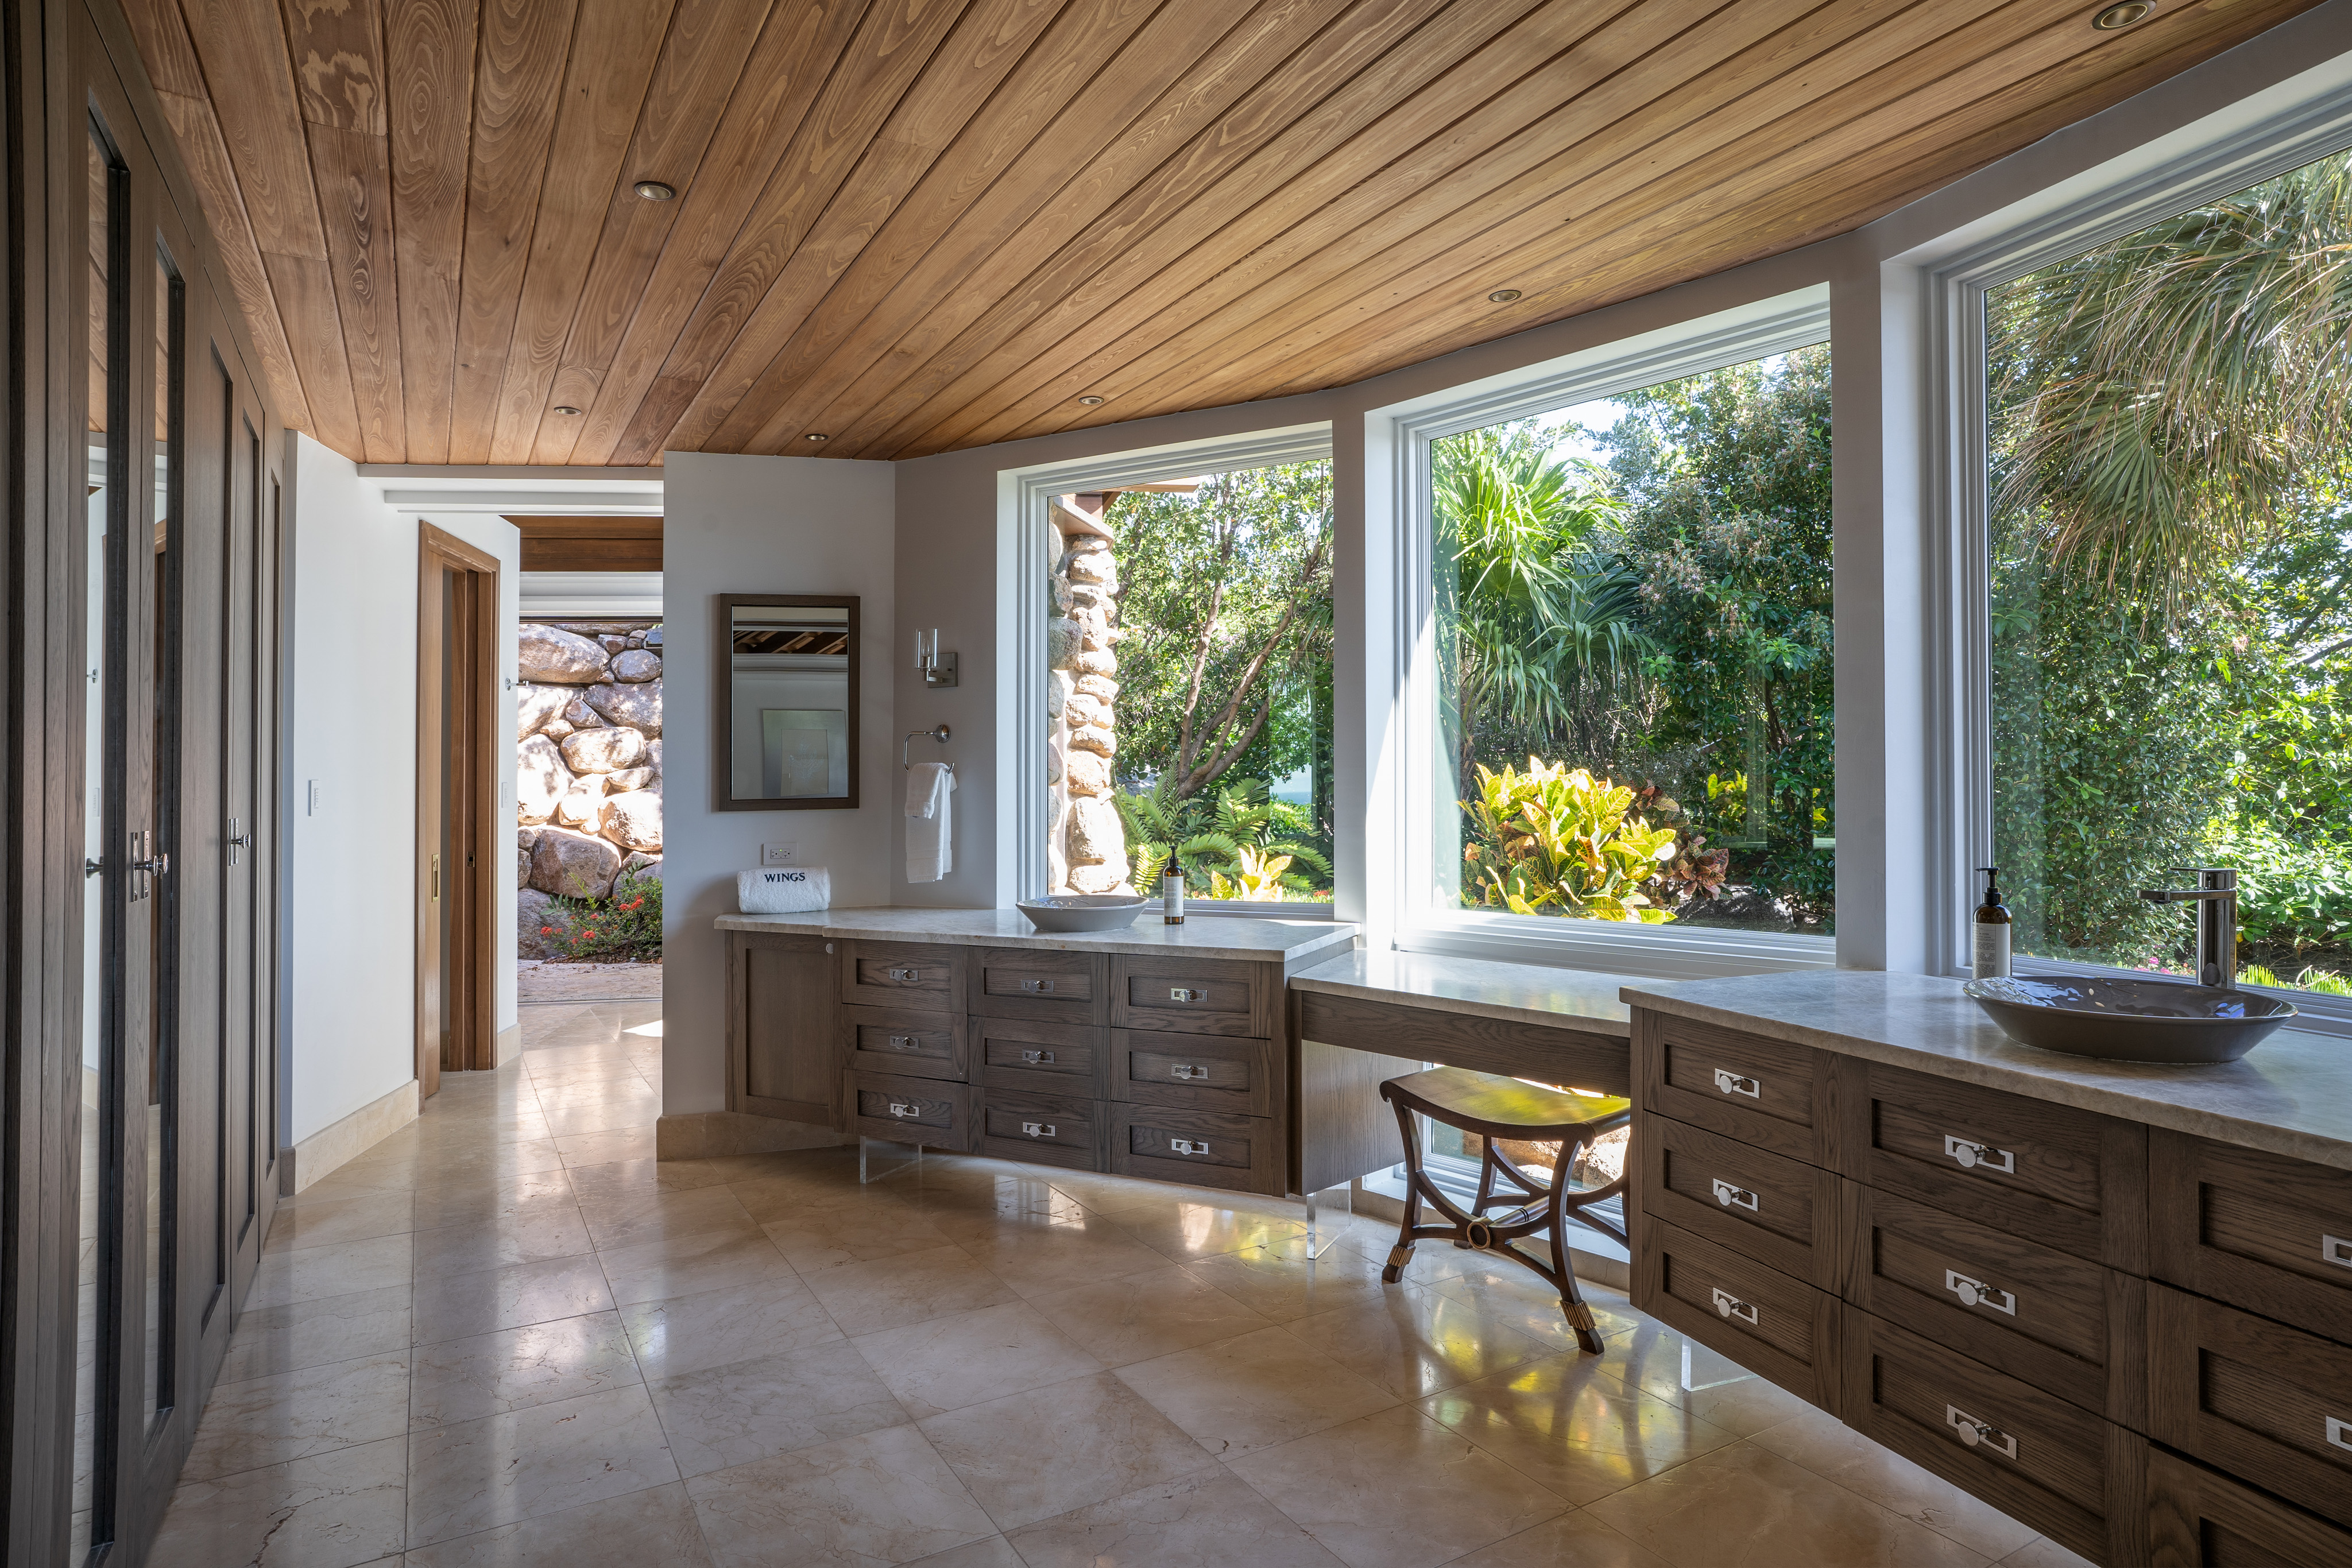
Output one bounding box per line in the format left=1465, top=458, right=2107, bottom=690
left=761, top=843, right=797, bottom=866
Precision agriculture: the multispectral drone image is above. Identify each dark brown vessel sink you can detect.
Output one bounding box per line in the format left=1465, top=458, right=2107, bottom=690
left=1963, top=975, right=2298, bottom=1064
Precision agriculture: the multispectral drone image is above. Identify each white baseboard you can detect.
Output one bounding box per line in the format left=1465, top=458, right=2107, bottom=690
left=496, top=1023, right=520, bottom=1066
left=288, top=1079, right=420, bottom=1194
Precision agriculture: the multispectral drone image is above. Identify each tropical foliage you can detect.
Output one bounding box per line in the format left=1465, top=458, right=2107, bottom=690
left=1115, top=778, right=1333, bottom=902
left=544, top=871, right=663, bottom=963
left=1460, top=760, right=1679, bottom=921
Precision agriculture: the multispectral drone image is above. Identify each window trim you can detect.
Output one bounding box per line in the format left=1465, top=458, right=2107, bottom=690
left=1371, top=287, right=1837, bottom=978
left=1931, top=84, right=2352, bottom=1035
left=996, top=424, right=1334, bottom=905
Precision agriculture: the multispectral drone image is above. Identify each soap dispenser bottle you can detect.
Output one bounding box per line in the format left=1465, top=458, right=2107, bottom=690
left=1161, top=854, right=1186, bottom=926
left=1974, top=867, right=2012, bottom=980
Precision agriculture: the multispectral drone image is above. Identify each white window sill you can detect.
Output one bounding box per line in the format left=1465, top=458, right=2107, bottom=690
left=1175, top=900, right=1337, bottom=922
left=1399, top=911, right=1835, bottom=981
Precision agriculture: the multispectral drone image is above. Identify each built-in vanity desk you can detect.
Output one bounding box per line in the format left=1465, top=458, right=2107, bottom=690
left=1620, top=970, right=2352, bottom=1568
left=717, top=909, right=1354, bottom=1194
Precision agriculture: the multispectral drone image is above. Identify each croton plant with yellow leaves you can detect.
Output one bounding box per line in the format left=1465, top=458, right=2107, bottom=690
left=1460, top=758, right=1681, bottom=922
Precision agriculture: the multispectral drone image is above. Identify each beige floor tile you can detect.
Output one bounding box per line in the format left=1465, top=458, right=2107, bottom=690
left=403, top=1480, right=714, bottom=1567
left=802, top=1244, right=1018, bottom=1335
left=541, top=1101, right=661, bottom=1139
left=694, top=1147, right=862, bottom=1186
left=686, top=1423, right=997, bottom=1568
left=855, top=1300, right=1102, bottom=1419
left=1591, top=1322, right=1819, bottom=1438
left=411, top=1254, right=616, bottom=1345
left=217, top=1286, right=412, bottom=1385
left=620, top=1275, right=844, bottom=1381
left=1585, top=1441, right=1995, bottom=1568
left=1282, top=1286, right=1557, bottom=1400
left=1448, top=1510, right=1677, bottom=1567
left=183, top=1350, right=412, bottom=1481
left=248, top=1233, right=415, bottom=1311
left=1750, top=1407, right=2040, bottom=1560
left=1114, top=1325, right=1397, bottom=1459
left=578, top=1183, right=756, bottom=1252
left=748, top=1187, right=955, bottom=1271
left=405, top=1383, right=679, bottom=1548
left=1425, top=1259, right=1647, bottom=1353
left=1231, top=1404, right=1569, bottom=1568
left=409, top=1310, right=643, bottom=1427
left=148, top=1434, right=407, bottom=1568
left=1104, top=1193, right=1312, bottom=1261
left=904, top=1536, right=1022, bottom=1567
left=409, top=1205, right=595, bottom=1278
left=1182, top=1238, right=1410, bottom=1324
left=556, top=1127, right=658, bottom=1166
left=1006, top=1465, right=1347, bottom=1567
left=409, top=1169, right=579, bottom=1231
left=647, top=1342, right=908, bottom=1478
left=1995, top=1538, right=2098, bottom=1568
left=264, top=1194, right=417, bottom=1255
left=911, top=1172, right=1097, bottom=1240
left=1417, top=1352, right=1739, bottom=1504
left=564, top=1157, right=731, bottom=1201
left=1024, top=1261, right=1273, bottom=1366
left=393, top=1139, right=572, bottom=1183
left=285, top=1163, right=422, bottom=1206
left=919, top=1370, right=1220, bottom=1531
left=599, top=1228, right=799, bottom=1309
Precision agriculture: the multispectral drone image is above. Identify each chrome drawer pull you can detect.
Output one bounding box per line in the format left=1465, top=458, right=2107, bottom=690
left=1169, top=986, right=1202, bottom=1002
left=1171, top=1063, right=1210, bottom=1081
left=1019, top=1049, right=1056, bottom=1065
left=1169, top=1137, right=1210, bottom=1156
left=887, top=1101, right=919, bottom=1118
left=2324, top=1234, right=2352, bottom=1269
left=1020, top=978, right=1056, bottom=993
left=1709, top=1288, right=1758, bottom=1325
left=2328, top=1416, right=2352, bottom=1454
left=1710, top=1179, right=1759, bottom=1213
left=1020, top=1121, right=1055, bottom=1139
left=1944, top=1269, right=2017, bottom=1315
left=1944, top=1136, right=2016, bottom=1175
left=886, top=1035, right=917, bottom=1050
left=1712, top=1068, right=1760, bottom=1099
left=1946, top=1406, right=2017, bottom=1459
left=887, top=967, right=921, bottom=982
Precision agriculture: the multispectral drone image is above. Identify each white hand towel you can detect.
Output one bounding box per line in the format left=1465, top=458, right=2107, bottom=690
left=905, top=762, right=954, bottom=883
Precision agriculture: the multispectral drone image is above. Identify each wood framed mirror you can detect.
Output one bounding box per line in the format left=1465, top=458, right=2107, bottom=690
left=718, top=594, right=861, bottom=811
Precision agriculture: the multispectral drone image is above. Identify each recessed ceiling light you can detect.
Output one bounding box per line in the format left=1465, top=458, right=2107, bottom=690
left=1488, top=288, right=1522, bottom=303
left=633, top=180, right=676, bottom=201
left=552, top=404, right=582, bottom=416
left=804, top=433, right=829, bottom=443
left=1077, top=395, right=1104, bottom=406
left=2092, top=1, right=2154, bottom=28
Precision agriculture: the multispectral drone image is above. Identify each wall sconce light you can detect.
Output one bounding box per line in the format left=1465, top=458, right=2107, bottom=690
left=916, top=628, right=958, bottom=687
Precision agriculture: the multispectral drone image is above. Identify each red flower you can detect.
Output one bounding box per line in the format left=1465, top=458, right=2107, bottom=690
left=540, top=926, right=554, bottom=935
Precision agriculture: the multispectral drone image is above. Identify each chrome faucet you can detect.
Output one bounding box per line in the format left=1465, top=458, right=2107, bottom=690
left=2138, top=868, right=2239, bottom=990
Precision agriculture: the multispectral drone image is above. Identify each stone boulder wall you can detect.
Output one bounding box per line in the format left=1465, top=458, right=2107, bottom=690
left=517, top=734, right=572, bottom=824
left=599, top=790, right=663, bottom=853
left=561, top=726, right=646, bottom=774
left=1046, top=521, right=1131, bottom=897
left=585, top=678, right=662, bottom=735
left=610, top=649, right=662, bottom=683
left=515, top=618, right=664, bottom=921
left=529, top=826, right=622, bottom=899
left=520, top=624, right=610, bottom=683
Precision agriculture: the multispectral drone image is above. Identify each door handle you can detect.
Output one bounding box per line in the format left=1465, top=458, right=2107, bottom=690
left=1944, top=1269, right=2017, bottom=1315
left=2324, top=1234, right=2351, bottom=1269
left=1944, top=1136, right=2016, bottom=1174
left=887, top=967, right=921, bottom=982
left=1019, top=978, right=1056, bottom=994
left=1171, top=1063, right=1210, bottom=1081
left=1709, top=1288, right=1758, bottom=1325
left=1947, top=1406, right=2017, bottom=1459
left=1712, top=1068, right=1760, bottom=1099
left=1168, top=986, right=1201, bottom=1002
left=1019, top=1050, right=1056, bottom=1064
left=227, top=815, right=250, bottom=866
left=2328, top=1416, right=2352, bottom=1454
left=1020, top=1121, right=1055, bottom=1139
left=1710, top=1179, right=1758, bottom=1212
left=887, top=1101, right=919, bottom=1118
left=431, top=853, right=441, bottom=901
left=128, top=830, right=167, bottom=901
left=885, top=1035, right=916, bottom=1051
left=1169, top=1138, right=1209, bottom=1156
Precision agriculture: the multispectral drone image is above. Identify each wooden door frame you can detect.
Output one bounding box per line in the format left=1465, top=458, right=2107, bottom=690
left=415, top=524, right=500, bottom=1087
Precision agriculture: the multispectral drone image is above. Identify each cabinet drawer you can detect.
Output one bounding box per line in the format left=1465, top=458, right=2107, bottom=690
left=1845, top=1310, right=2145, bottom=1566
left=1109, top=1031, right=1274, bottom=1117
left=2151, top=1128, right=2352, bottom=1346
left=980, top=1089, right=1102, bottom=1171
left=1631, top=1211, right=1841, bottom=1413
left=2149, top=1283, right=2352, bottom=1533
left=1109, top=1104, right=1281, bottom=1195
left=2147, top=1446, right=2352, bottom=1568
left=840, top=1005, right=969, bottom=1083
left=1858, top=1060, right=2147, bottom=1272
left=974, top=1016, right=1105, bottom=1098
left=1642, top=1113, right=1842, bottom=1291
left=846, top=1071, right=976, bottom=1152
left=1638, top=1012, right=1839, bottom=1167
left=1112, top=954, right=1272, bottom=1037
left=1847, top=1183, right=2142, bottom=1428
left=840, top=942, right=965, bottom=1009
left=970, top=948, right=1107, bottom=1021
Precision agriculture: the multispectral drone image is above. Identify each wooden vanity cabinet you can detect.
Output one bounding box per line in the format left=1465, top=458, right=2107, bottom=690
left=2149, top=1128, right=2352, bottom=1345
left=2146, top=1446, right=2352, bottom=1567
left=729, top=932, right=842, bottom=1126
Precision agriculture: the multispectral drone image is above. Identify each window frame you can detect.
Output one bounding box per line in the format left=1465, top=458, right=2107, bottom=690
left=1374, top=287, right=1838, bottom=978
left=997, top=424, right=1336, bottom=908
left=1931, top=87, right=2352, bottom=1035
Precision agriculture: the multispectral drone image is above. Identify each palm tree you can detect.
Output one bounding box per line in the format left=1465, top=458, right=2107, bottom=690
left=1991, top=153, right=2352, bottom=621
left=1432, top=427, right=1647, bottom=791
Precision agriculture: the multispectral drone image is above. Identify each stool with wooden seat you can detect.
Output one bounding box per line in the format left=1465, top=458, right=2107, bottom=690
left=1378, top=1066, right=1633, bottom=1354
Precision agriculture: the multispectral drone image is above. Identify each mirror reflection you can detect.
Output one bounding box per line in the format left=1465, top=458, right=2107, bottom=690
left=727, top=599, right=857, bottom=806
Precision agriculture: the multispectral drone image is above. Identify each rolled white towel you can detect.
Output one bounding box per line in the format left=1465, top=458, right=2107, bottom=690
left=737, top=865, right=831, bottom=913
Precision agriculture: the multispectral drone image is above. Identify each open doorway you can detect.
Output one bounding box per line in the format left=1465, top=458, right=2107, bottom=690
left=416, top=524, right=501, bottom=1094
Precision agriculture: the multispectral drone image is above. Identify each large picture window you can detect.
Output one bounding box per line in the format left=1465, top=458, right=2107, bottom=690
left=1428, top=346, right=1833, bottom=938
left=1987, top=146, right=2352, bottom=998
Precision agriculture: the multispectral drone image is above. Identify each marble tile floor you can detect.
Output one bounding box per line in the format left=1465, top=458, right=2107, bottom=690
left=149, top=998, right=2096, bottom=1568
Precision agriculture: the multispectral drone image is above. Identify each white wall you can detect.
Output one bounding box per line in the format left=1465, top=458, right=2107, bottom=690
left=283, top=434, right=519, bottom=1148
left=660, top=452, right=895, bottom=1117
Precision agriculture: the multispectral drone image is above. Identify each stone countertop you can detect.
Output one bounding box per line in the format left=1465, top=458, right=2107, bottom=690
left=1292, top=950, right=1638, bottom=1036
left=715, top=907, right=1359, bottom=965
left=1620, top=969, right=2352, bottom=1173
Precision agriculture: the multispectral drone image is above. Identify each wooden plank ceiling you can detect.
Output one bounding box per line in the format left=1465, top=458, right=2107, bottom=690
left=121, top=0, right=2320, bottom=466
